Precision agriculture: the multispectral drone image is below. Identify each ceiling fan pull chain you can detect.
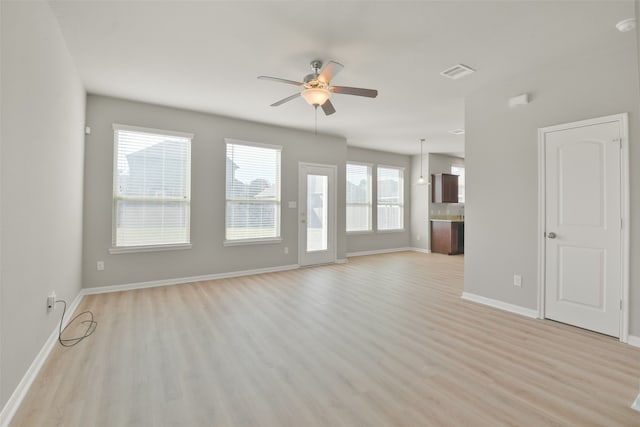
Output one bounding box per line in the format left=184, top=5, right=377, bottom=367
left=314, top=105, right=318, bottom=135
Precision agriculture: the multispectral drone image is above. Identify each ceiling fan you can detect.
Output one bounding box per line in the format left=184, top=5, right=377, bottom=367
left=257, top=60, right=378, bottom=116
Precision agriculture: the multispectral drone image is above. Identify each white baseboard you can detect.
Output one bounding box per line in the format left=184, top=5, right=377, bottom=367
left=410, top=247, right=431, bottom=254
left=0, top=291, right=84, bottom=427
left=461, top=292, right=539, bottom=319
left=626, top=335, right=640, bottom=348
left=346, top=247, right=413, bottom=258
left=631, top=394, right=640, bottom=412
left=335, top=258, right=348, bottom=264
left=83, top=264, right=300, bottom=295
left=346, top=247, right=431, bottom=257
left=631, top=393, right=640, bottom=412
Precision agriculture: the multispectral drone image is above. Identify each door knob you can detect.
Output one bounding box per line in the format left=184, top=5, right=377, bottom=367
left=547, top=232, right=557, bottom=239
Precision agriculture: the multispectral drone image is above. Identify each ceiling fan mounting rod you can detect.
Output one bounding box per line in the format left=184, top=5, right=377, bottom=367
left=310, top=59, right=323, bottom=73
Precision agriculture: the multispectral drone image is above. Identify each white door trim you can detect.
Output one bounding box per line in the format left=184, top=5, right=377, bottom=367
left=537, top=113, right=629, bottom=342
left=298, top=162, right=338, bottom=266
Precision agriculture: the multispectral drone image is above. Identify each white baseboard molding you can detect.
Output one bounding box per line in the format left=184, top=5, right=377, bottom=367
left=461, top=292, right=539, bottom=319
left=410, top=247, right=431, bottom=254
left=346, top=247, right=413, bottom=258
left=626, top=335, right=640, bottom=348
left=335, top=258, right=348, bottom=264
left=83, top=264, right=300, bottom=295
left=0, top=291, right=84, bottom=427
left=631, top=393, right=640, bottom=412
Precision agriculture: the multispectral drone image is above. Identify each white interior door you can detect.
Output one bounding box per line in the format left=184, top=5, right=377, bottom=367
left=543, top=118, right=622, bottom=337
left=299, top=163, right=336, bottom=266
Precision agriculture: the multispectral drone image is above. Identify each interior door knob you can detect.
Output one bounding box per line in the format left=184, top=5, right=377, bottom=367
left=547, top=232, right=557, bottom=239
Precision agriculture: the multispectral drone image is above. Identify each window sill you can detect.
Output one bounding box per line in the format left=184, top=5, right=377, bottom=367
left=376, top=228, right=406, bottom=233
left=224, top=237, right=282, bottom=247
left=109, top=243, right=192, bottom=254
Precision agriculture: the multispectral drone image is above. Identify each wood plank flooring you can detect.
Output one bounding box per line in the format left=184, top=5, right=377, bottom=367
left=10, top=252, right=640, bottom=426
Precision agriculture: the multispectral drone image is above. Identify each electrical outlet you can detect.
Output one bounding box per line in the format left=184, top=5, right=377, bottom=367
left=97, top=261, right=104, bottom=271
left=513, top=274, right=522, bottom=287
left=284, top=247, right=289, bottom=254
left=47, top=292, right=56, bottom=313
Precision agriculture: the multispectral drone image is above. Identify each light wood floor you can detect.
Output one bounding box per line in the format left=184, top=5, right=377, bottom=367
left=11, top=252, right=640, bottom=426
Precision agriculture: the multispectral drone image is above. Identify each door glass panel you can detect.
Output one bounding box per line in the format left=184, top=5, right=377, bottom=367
left=307, top=174, right=328, bottom=252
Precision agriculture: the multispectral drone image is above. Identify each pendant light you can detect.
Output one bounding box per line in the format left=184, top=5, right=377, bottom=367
left=417, top=138, right=427, bottom=185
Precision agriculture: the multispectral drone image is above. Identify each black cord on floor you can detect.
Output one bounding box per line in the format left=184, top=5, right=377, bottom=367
left=55, top=299, right=97, bottom=347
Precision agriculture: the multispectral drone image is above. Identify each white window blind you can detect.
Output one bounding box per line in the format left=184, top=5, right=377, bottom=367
left=112, top=124, right=192, bottom=250
left=377, top=166, right=404, bottom=230
left=346, top=163, right=372, bottom=232
left=225, top=140, right=281, bottom=242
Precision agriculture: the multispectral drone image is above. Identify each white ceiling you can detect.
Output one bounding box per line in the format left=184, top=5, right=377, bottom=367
left=48, top=0, right=635, bottom=156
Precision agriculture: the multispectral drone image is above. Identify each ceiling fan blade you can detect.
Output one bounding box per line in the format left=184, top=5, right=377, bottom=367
left=270, top=92, right=300, bottom=107
left=318, top=60, right=344, bottom=84
left=321, top=99, right=336, bottom=116
left=331, top=86, right=378, bottom=98
left=258, top=76, right=304, bottom=86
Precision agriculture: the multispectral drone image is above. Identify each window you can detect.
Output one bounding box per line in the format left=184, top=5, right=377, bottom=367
left=111, top=124, right=192, bottom=252
left=377, top=166, right=404, bottom=230
left=225, top=139, right=281, bottom=244
left=346, top=163, right=372, bottom=232
left=451, top=165, right=465, bottom=203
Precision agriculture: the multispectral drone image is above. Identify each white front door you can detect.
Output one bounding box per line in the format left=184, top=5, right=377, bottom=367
left=299, top=163, right=336, bottom=266
left=543, top=117, right=623, bottom=337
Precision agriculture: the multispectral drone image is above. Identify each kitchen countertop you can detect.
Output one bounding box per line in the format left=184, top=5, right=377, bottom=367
left=430, top=215, right=464, bottom=223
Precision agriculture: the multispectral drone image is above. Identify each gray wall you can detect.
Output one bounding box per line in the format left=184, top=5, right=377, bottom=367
left=83, top=95, right=347, bottom=287
left=429, top=153, right=461, bottom=175
left=410, top=153, right=429, bottom=250
left=464, top=37, right=640, bottom=333
left=346, top=147, right=411, bottom=254
left=637, top=1, right=640, bottom=98
left=0, top=1, right=86, bottom=409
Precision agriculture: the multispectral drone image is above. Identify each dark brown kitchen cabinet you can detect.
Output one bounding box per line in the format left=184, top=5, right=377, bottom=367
left=431, top=220, right=464, bottom=255
left=431, top=173, right=459, bottom=203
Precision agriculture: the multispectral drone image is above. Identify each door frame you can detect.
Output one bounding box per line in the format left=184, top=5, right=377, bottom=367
left=298, top=162, right=338, bottom=266
left=537, top=113, right=629, bottom=342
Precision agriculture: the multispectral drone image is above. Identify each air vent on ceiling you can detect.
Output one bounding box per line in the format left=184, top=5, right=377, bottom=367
left=440, top=64, right=475, bottom=80
left=449, top=129, right=465, bottom=135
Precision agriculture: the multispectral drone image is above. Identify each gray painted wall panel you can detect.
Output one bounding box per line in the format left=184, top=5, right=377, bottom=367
left=0, top=1, right=86, bottom=408
left=410, top=153, right=429, bottom=250
left=83, top=95, right=349, bottom=287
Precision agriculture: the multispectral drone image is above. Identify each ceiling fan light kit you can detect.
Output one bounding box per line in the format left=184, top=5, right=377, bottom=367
left=301, top=87, right=330, bottom=106
left=257, top=59, right=378, bottom=117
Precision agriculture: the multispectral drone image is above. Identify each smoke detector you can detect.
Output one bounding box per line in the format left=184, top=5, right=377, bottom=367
left=616, top=18, right=636, bottom=32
